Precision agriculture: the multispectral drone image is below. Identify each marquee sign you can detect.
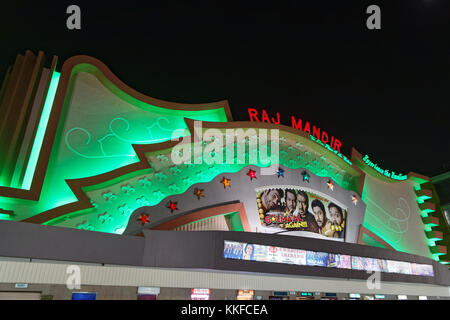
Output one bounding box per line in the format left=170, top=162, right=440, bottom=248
left=362, top=154, right=407, bottom=181
left=248, top=108, right=344, bottom=153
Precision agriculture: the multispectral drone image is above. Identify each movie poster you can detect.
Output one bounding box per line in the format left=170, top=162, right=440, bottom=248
left=387, top=260, right=412, bottom=275
left=351, top=256, right=364, bottom=271
left=223, top=241, right=245, bottom=260
left=255, top=186, right=347, bottom=240
left=411, top=263, right=434, bottom=277
left=306, top=251, right=329, bottom=267
left=223, top=241, right=434, bottom=276
left=266, top=246, right=307, bottom=265
left=327, top=254, right=352, bottom=269
left=223, top=241, right=307, bottom=265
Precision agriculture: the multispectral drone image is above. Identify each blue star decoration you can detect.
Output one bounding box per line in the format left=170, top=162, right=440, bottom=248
left=302, top=171, right=310, bottom=182
left=277, top=167, right=285, bottom=178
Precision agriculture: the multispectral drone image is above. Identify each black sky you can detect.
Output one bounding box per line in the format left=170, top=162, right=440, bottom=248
left=1, top=0, right=449, bottom=177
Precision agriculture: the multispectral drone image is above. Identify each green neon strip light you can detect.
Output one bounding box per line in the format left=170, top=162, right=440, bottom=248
left=309, top=135, right=352, bottom=165
left=22, top=71, right=60, bottom=190
left=414, top=186, right=439, bottom=256
left=228, top=212, right=244, bottom=232
left=416, top=195, right=432, bottom=204
left=0, top=214, right=11, bottom=221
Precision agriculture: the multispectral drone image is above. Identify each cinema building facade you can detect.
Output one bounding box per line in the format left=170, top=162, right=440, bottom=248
left=0, top=50, right=448, bottom=300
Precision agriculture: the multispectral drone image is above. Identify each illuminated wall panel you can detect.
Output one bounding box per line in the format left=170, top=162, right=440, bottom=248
left=0, top=68, right=229, bottom=222
left=361, top=174, right=432, bottom=258
left=49, top=129, right=362, bottom=235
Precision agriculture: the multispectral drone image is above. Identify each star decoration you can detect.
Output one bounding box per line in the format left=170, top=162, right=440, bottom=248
left=138, top=213, right=150, bottom=225
left=246, top=168, right=257, bottom=181
left=194, top=188, right=205, bottom=200
left=352, top=195, right=358, bottom=205
left=276, top=167, right=284, bottom=178
left=302, top=171, right=310, bottom=182
left=166, top=201, right=178, bottom=213
left=327, top=180, right=334, bottom=190
left=221, top=177, right=231, bottom=189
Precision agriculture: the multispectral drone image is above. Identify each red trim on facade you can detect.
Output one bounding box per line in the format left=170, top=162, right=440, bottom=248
left=150, top=202, right=251, bottom=232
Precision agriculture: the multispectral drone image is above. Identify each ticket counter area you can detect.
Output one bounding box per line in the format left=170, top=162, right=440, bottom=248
left=269, top=291, right=290, bottom=300
left=191, top=289, right=210, bottom=300
left=237, top=290, right=254, bottom=300
left=296, top=292, right=314, bottom=300
left=349, top=293, right=361, bottom=300
left=349, top=293, right=376, bottom=300
left=137, top=287, right=160, bottom=300
left=320, top=293, right=338, bottom=300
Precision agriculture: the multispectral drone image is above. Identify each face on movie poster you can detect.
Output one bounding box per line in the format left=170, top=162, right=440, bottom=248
left=255, top=186, right=347, bottom=240
left=334, top=254, right=352, bottom=269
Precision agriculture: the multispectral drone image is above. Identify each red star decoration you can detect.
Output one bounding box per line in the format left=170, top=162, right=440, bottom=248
left=246, top=168, right=257, bottom=181
left=167, top=200, right=178, bottom=213
left=194, top=188, right=205, bottom=200
left=138, top=213, right=150, bottom=225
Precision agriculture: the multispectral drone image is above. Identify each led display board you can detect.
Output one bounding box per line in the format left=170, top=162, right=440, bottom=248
left=223, top=240, right=434, bottom=277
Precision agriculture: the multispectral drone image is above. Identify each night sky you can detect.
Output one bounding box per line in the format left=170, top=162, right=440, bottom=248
left=1, top=0, right=449, bottom=177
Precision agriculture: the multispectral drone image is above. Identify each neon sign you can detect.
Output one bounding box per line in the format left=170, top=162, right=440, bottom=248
left=362, top=155, right=407, bottom=180
left=247, top=108, right=343, bottom=153
left=309, top=135, right=352, bottom=165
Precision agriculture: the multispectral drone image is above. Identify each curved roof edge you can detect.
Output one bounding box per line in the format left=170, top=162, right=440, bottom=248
left=0, top=54, right=232, bottom=201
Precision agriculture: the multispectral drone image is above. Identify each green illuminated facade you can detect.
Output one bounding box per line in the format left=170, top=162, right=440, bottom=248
left=0, top=51, right=448, bottom=267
